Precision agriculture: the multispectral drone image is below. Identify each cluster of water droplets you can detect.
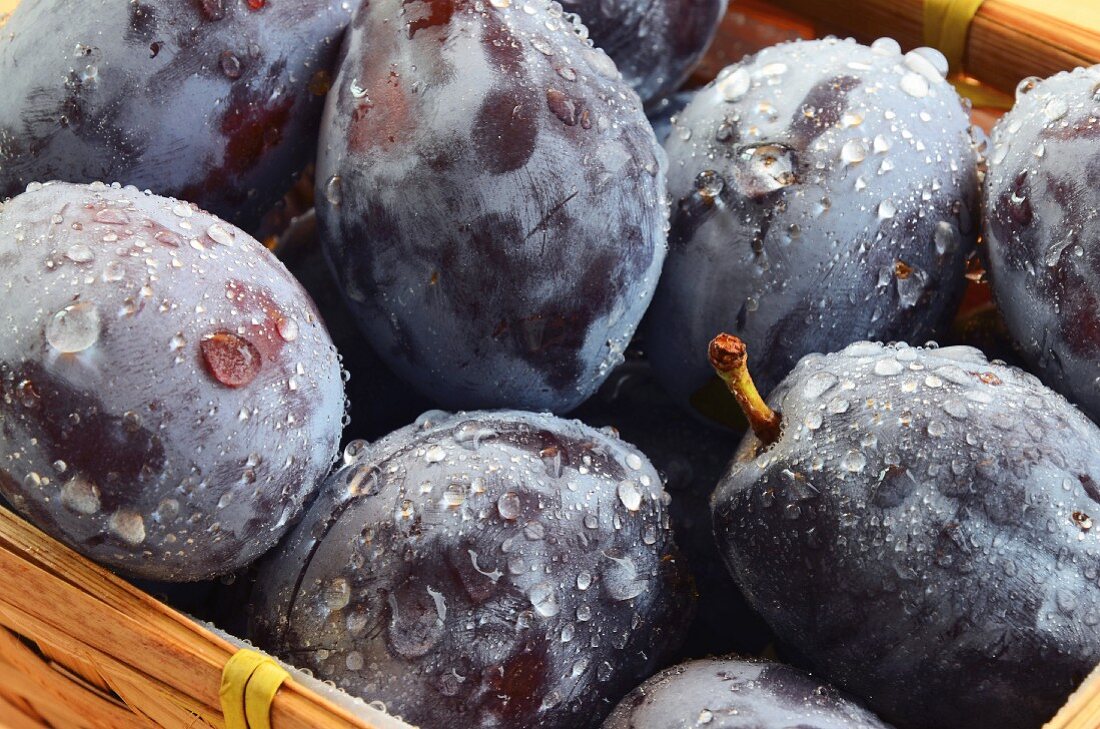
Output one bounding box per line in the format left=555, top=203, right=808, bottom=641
left=0, top=181, right=346, bottom=580
left=251, top=409, right=686, bottom=725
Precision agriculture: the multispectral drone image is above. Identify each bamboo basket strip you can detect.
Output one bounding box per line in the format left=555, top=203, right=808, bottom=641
left=761, top=0, right=1100, bottom=94
left=0, top=507, right=410, bottom=729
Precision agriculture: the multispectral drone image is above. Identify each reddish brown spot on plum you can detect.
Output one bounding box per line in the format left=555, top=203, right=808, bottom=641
left=895, top=260, right=912, bottom=280
left=473, top=88, right=538, bottom=173
left=200, top=332, right=262, bottom=387
left=489, top=647, right=548, bottom=721
left=221, top=88, right=294, bottom=175
left=247, top=0, right=266, bottom=9
left=405, top=0, right=464, bottom=38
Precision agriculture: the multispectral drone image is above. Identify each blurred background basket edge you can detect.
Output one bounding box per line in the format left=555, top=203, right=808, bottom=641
left=0, top=0, right=1099, bottom=727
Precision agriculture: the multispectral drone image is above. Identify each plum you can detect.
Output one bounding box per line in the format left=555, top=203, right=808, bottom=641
left=249, top=410, right=692, bottom=728
left=275, top=211, right=433, bottom=443
left=603, top=656, right=893, bottom=729
left=0, top=0, right=352, bottom=231
left=708, top=334, right=1100, bottom=729
left=646, top=38, right=979, bottom=413
left=573, top=358, right=772, bottom=658
left=984, top=65, right=1100, bottom=424
left=557, top=0, right=727, bottom=106
left=0, top=182, right=345, bottom=581
left=316, top=0, right=669, bottom=414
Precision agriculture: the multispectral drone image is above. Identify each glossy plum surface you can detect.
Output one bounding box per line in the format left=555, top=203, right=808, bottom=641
left=0, top=182, right=345, bottom=581
left=316, top=0, right=668, bottom=413
left=0, top=0, right=352, bottom=231
left=574, top=359, right=773, bottom=658
left=646, top=38, right=979, bottom=410
left=984, top=66, right=1100, bottom=423
left=250, top=410, right=692, bottom=728
left=603, top=656, right=893, bottom=729
left=558, top=0, right=727, bottom=105
left=713, top=340, right=1100, bottom=729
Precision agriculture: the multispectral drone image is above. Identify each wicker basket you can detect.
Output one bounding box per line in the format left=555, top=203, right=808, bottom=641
left=2, top=1, right=1100, bottom=727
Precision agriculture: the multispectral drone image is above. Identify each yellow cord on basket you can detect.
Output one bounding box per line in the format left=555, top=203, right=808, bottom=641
left=923, top=0, right=1014, bottom=109
left=924, top=0, right=986, bottom=74
left=220, top=649, right=291, bottom=729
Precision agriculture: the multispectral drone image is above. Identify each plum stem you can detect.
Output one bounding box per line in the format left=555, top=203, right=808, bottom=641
left=708, top=333, right=781, bottom=445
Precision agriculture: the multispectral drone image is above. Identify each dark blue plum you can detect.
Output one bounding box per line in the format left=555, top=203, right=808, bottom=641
left=646, top=38, right=979, bottom=414
left=558, top=0, right=727, bottom=106
left=249, top=409, right=692, bottom=728
left=0, top=182, right=345, bottom=581
left=274, top=210, right=433, bottom=443
left=603, top=656, right=893, bottom=729
left=713, top=339, right=1100, bottom=729
left=316, top=0, right=668, bottom=414
left=0, top=0, right=352, bottom=231
left=984, top=65, right=1100, bottom=424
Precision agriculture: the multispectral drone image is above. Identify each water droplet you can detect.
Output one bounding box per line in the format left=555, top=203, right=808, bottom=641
left=840, top=139, right=867, bottom=165
left=65, top=244, right=94, bottom=263
left=109, top=510, right=146, bottom=545
left=826, top=397, right=850, bottom=414
left=200, top=332, right=261, bottom=387
left=934, top=221, right=958, bottom=255
left=546, top=88, right=578, bottom=126
left=577, top=571, right=592, bottom=590
left=206, top=223, right=234, bottom=246
left=718, top=67, right=751, bottom=101
left=46, top=302, right=101, bottom=353
left=324, top=577, right=352, bottom=611
left=61, top=476, right=100, bottom=515
left=497, top=492, right=521, bottom=520
left=927, top=419, right=946, bottom=437
left=759, top=62, right=787, bottom=76
left=219, top=51, right=242, bottom=79
left=871, top=37, right=902, bottom=55
left=617, top=481, right=642, bottom=511
left=603, top=554, right=647, bottom=600
left=900, top=73, right=929, bottom=98
left=345, top=651, right=364, bottom=671
left=803, top=411, right=824, bottom=430
left=425, top=445, right=446, bottom=463
left=942, top=399, right=969, bottom=419
left=878, top=199, right=897, bottom=219
left=873, top=134, right=891, bottom=153
left=694, top=170, right=724, bottom=198
left=1044, top=98, right=1068, bottom=121
left=803, top=372, right=837, bottom=399
left=840, top=451, right=866, bottom=473
left=528, top=582, right=560, bottom=617
left=324, top=175, right=343, bottom=206
left=874, top=357, right=903, bottom=376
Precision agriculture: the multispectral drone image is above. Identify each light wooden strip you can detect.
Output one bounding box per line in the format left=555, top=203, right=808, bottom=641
left=0, top=691, right=47, bottom=729
left=0, top=630, right=147, bottom=729
left=0, top=508, right=405, bottom=729
left=760, top=0, right=1100, bottom=94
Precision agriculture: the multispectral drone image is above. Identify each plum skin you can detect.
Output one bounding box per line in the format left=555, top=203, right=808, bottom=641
left=603, top=656, right=893, bottom=729
left=0, top=0, right=352, bottom=231
left=249, top=409, right=692, bottom=729
left=645, top=38, right=978, bottom=411
left=0, top=182, right=345, bottom=581
left=712, top=340, right=1100, bottom=729
left=983, top=65, right=1100, bottom=424
left=558, top=0, right=728, bottom=106
left=316, top=0, right=669, bottom=414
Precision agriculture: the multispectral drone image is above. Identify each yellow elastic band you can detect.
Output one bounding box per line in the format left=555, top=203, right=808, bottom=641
left=220, top=649, right=291, bottom=729
left=924, top=0, right=986, bottom=74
